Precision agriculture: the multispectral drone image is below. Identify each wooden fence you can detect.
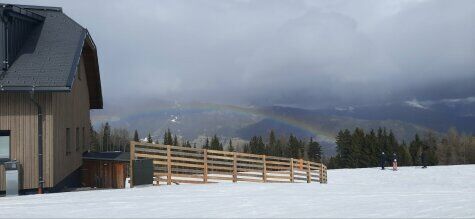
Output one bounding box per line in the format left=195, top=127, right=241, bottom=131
left=130, top=142, right=327, bottom=187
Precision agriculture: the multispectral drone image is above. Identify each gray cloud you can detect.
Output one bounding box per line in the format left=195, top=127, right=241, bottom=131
left=9, top=0, right=475, bottom=108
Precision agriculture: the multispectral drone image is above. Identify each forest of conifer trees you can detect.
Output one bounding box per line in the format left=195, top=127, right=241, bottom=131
left=91, top=123, right=475, bottom=168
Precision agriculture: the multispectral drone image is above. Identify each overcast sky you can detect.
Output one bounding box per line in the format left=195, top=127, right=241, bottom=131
left=10, top=0, right=475, bottom=108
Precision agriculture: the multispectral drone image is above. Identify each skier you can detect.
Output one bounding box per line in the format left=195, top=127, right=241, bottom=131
left=380, top=152, right=386, bottom=170
left=392, top=153, right=398, bottom=171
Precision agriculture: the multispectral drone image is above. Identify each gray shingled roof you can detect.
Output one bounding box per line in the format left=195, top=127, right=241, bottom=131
left=0, top=4, right=103, bottom=109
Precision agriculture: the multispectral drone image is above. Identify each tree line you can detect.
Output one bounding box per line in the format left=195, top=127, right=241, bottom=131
left=328, top=127, right=475, bottom=169
left=139, top=129, right=323, bottom=162
left=241, top=131, right=323, bottom=162
left=90, top=122, right=130, bottom=152
left=90, top=122, right=475, bottom=167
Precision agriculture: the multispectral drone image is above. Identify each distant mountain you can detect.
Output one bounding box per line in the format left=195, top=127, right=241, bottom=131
left=92, top=102, right=441, bottom=156
left=314, top=99, right=475, bottom=134
left=236, top=106, right=434, bottom=155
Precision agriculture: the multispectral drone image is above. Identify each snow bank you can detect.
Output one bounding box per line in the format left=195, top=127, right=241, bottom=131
left=1, top=165, right=474, bottom=218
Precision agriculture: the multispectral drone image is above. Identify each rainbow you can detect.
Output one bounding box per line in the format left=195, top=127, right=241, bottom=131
left=93, top=102, right=336, bottom=142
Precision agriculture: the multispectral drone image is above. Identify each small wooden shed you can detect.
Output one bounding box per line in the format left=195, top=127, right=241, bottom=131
left=81, top=152, right=130, bottom=189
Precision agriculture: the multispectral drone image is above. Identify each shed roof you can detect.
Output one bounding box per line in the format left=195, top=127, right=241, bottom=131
left=83, top=152, right=130, bottom=162
left=0, top=4, right=103, bottom=109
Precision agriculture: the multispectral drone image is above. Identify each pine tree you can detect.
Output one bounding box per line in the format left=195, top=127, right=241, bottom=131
left=397, top=141, right=412, bottom=166
left=351, top=128, right=365, bottom=168
left=335, top=129, right=352, bottom=168
left=147, top=133, right=153, bottom=143
left=307, top=137, right=323, bottom=162
left=276, top=138, right=284, bottom=157
left=133, top=130, right=140, bottom=142
left=163, top=130, right=170, bottom=145
left=257, top=136, right=265, bottom=155
left=89, top=124, right=99, bottom=152
left=243, top=144, right=250, bottom=153
left=228, top=138, right=235, bottom=152
left=203, top=138, right=210, bottom=149
left=409, top=134, right=423, bottom=165
left=268, top=130, right=277, bottom=156
left=388, top=131, right=398, bottom=153
left=365, top=130, right=379, bottom=167
left=173, top=135, right=178, bottom=146
left=210, top=135, right=221, bottom=150
left=288, top=134, right=301, bottom=158
left=422, top=132, right=439, bottom=166
left=102, top=122, right=111, bottom=151
left=249, top=136, right=258, bottom=154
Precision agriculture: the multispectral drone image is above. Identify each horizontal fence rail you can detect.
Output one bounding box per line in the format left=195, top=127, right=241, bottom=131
left=130, top=141, right=327, bottom=187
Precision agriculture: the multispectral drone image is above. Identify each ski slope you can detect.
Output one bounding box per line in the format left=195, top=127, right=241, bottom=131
left=1, top=165, right=474, bottom=218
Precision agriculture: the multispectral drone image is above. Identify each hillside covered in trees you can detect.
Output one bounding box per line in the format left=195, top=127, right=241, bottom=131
left=90, top=122, right=475, bottom=169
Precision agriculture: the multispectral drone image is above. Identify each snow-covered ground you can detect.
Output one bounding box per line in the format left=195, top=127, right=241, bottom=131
left=1, top=165, right=475, bottom=218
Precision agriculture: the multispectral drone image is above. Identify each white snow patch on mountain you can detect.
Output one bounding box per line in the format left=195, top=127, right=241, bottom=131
left=1, top=165, right=474, bottom=218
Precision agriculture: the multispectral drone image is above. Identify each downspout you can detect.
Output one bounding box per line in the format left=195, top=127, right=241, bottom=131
left=29, top=88, right=44, bottom=194
left=1, top=6, right=11, bottom=75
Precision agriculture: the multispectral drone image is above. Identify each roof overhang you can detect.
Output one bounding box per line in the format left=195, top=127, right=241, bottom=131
left=81, top=31, right=103, bottom=109
left=0, top=30, right=104, bottom=109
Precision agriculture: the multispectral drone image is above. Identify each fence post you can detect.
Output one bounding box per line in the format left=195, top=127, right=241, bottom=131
left=232, top=152, right=237, bottom=183
left=262, top=155, right=267, bottom=183
left=129, top=141, right=135, bottom=188
left=319, top=164, right=324, bottom=184
left=290, top=158, right=294, bottom=183
left=323, top=165, right=327, bottom=183
left=306, top=161, right=311, bottom=183
left=167, top=145, right=172, bottom=185
left=203, top=149, right=208, bottom=183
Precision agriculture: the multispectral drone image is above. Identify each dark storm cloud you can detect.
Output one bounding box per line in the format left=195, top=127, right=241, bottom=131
left=10, top=0, right=475, bottom=107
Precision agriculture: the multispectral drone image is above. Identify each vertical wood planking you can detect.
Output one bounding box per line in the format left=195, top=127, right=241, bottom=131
left=129, top=141, right=135, bottom=188
left=0, top=92, right=54, bottom=190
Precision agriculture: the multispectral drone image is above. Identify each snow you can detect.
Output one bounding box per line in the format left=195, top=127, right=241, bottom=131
left=1, top=165, right=475, bottom=218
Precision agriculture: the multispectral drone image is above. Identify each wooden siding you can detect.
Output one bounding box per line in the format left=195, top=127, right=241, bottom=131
left=0, top=92, right=54, bottom=190
left=52, top=57, right=91, bottom=185
left=0, top=55, right=91, bottom=191
left=81, top=160, right=127, bottom=189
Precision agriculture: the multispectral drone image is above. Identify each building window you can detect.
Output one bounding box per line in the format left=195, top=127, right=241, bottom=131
left=0, top=130, right=10, bottom=162
left=66, top=128, right=71, bottom=155
left=76, top=127, right=80, bottom=151
left=82, top=127, right=86, bottom=150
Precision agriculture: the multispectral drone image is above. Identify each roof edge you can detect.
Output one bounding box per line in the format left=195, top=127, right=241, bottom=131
left=13, top=4, right=62, bottom=12
left=0, top=86, right=71, bottom=92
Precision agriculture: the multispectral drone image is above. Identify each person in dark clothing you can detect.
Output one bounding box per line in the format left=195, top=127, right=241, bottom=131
left=380, top=152, right=386, bottom=170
